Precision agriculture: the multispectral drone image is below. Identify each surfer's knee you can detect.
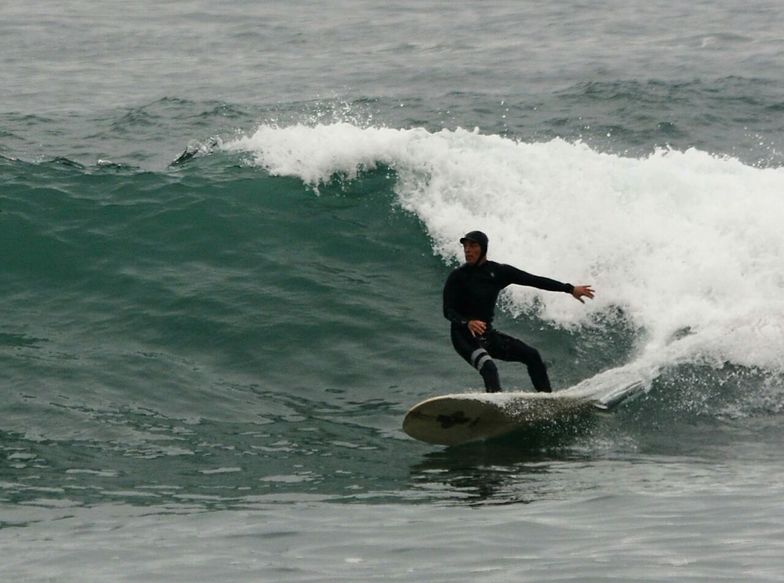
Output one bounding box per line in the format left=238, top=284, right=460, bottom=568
left=470, top=348, right=492, bottom=371
left=519, top=344, right=544, bottom=366
left=468, top=347, right=501, bottom=392
left=532, top=350, right=547, bottom=372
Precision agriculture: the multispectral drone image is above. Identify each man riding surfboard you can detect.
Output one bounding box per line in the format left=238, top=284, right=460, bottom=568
left=443, top=230, right=594, bottom=392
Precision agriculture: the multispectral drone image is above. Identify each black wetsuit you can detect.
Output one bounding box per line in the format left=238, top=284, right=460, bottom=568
left=443, top=260, right=574, bottom=392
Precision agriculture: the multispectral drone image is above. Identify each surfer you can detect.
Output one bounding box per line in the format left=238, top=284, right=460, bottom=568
left=443, top=230, right=594, bottom=393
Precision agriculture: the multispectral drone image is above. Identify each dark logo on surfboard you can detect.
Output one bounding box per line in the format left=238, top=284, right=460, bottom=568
left=436, top=410, right=473, bottom=429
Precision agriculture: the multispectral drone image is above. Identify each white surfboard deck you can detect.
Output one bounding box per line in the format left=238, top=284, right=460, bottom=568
left=403, top=382, right=643, bottom=446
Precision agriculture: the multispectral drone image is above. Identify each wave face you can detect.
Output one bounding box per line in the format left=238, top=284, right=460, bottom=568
left=226, top=123, right=784, bottom=382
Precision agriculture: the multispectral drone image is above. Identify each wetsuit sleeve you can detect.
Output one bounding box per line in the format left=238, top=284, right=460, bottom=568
left=501, top=264, right=574, bottom=294
left=442, top=271, right=468, bottom=325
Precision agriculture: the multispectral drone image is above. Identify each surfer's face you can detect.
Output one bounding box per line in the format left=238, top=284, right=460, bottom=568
left=463, top=240, right=483, bottom=265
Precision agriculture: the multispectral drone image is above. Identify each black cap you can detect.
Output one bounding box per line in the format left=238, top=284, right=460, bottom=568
left=459, top=230, right=489, bottom=257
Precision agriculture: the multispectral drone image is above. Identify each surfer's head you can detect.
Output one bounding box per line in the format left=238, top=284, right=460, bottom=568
left=460, top=230, right=488, bottom=265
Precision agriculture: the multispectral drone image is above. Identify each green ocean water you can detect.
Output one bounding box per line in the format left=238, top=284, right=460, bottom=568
left=3, top=0, right=784, bottom=580
left=1, top=152, right=618, bottom=505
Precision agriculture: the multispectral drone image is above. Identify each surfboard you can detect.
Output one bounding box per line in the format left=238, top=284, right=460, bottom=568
left=403, top=382, right=643, bottom=446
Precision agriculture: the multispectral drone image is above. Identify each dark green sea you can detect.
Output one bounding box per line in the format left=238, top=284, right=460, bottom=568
left=2, top=1, right=784, bottom=580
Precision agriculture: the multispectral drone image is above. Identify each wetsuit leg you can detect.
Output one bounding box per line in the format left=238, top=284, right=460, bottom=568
left=450, top=324, right=501, bottom=392
left=485, top=330, right=551, bottom=392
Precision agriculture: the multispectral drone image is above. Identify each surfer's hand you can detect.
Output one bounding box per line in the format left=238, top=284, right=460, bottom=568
left=467, top=320, right=487, bottom=337
left=571, top=285, right=595, bottom=304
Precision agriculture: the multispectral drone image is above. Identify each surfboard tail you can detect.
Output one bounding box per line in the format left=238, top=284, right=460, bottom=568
left=594, top=381, right=645, bottom=410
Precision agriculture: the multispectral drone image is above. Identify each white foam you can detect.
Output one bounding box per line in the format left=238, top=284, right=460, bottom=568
left=225, top=123, right=784, bottom=376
